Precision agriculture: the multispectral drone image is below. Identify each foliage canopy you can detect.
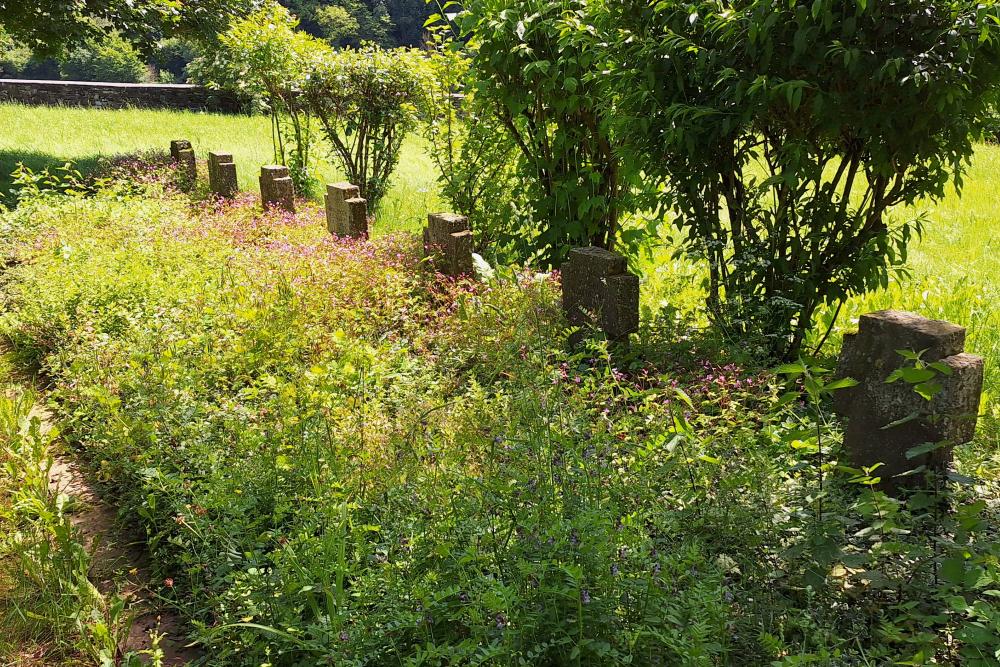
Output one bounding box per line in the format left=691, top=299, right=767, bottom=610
left=454, top=0, right=638, bottom=268
left=420, top=37, right=520, bottom=258
left=191, top=3, right=330, bottom=191
left=58, top=32, right=148, bottom=83
left=0, top=0, right=262, bottom=54
left=600, top=0, right=1000, bottom=357
left=306, top=44, right=426, bottom=207
left=452, top=0, right=1000, bottom=355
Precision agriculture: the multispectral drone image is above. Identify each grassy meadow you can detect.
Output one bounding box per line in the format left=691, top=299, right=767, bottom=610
left=0, top=103, right=443, bottom=233
left=830, top=146, right=1000, bottom=467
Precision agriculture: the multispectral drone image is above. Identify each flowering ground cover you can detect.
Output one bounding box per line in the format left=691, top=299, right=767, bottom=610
left=0, top=154, right=998, bottom=664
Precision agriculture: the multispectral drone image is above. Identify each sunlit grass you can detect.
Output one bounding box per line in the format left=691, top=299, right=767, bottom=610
left=0, top=102, right=442, bottom=232
left=837, top=144, right=1000, bottom=470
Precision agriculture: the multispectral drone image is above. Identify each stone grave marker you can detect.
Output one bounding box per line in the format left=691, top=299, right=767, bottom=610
left=834, top=310, right=984, bottom=491
left=259, top=165, right=295, bottom=213
left=208, top=152, right=238, bottom=198
left=343, top=197, right=369, bottom=238
left=561, top=247, right=640, bottom=344
left=423, top=213, right=473, bottom=277
left=169, top=140, right=196, bottom=191
left=169, top=139, right=192, bottom=161
left=325, top=182, right=369, bottom=238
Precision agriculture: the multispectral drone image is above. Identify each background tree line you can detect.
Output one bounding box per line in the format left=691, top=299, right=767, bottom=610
left=0, top=0, right=434, bottom=83
left=282, top=0, right=434, bottom=47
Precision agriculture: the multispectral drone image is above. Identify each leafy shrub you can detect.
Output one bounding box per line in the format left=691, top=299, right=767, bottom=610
left=306, top=44, right=425, bottom=209
left=0, top=31, right=32, bottom=78
left=190, top=3, right=328, bottom=194
left=0, top=29, right=59, bottom=80
left=151, top=38, right=200, bottom=83
left=600, top=0, right=1000, bottom=359
left=421, top=38, right=521, bottom=260
left=451, top=0, right=643, bottom=268
left=310, top=0, right=394, bottom=47
left=58, top=32, right=148, bottom=83
left=315, top=4, right=362, bottom=46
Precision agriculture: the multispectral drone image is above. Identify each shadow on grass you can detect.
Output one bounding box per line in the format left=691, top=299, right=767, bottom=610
left=0, top=150, right=103, bottom=206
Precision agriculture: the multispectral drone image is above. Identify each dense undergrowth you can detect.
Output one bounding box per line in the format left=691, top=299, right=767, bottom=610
left=0, top=160, right=998, bottom=665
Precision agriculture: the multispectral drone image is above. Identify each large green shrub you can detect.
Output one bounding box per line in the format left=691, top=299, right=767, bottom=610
left=305, top=44, right=425, bottom=208
left=452, top=0, right=642, bottom=268
left=0, top=30, right=59, bottom=79
left=0, top=29, right=31, bottom=78
left=151, top=38, right=200, bottom=83
left=600, top=0, right=1000, bottom=358
left=57, top=32, right=148, bottom=83
left=313, top=0, right=394, bottom=46
left=315, top=4, right=362, bottom=46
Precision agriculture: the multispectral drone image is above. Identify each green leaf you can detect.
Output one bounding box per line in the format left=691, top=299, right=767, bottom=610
left=881, top=411, right=920, bottom=430
left=774, top=362, right=806, bottom=377
left=905, top=441, right=948, bottom=460
left=886, top=367, right=936, bottom=385
left=928, top=361, right=954, bottom=377
left=775, top=391, right=800, bottom=407
left=914, top=381, right=943, bottom=401
left=824, top=377, right=859, bottom=392
left=674, top=388, right=695, bottom=410
left=941, top=558, right=966, bottom=586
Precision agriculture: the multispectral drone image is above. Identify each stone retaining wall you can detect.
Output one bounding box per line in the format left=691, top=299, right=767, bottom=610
left=0, top=79, right=241, bottom=113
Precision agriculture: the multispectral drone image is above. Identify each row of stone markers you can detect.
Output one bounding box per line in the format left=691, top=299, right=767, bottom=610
left=420, top=215, right=644, bottom=349
left=170, top=140, right=986, bottom=491
left=169, top=140, right=371, bottom=237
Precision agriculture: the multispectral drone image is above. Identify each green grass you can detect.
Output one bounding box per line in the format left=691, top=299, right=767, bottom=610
left=0, top=102, right=442, bottom=233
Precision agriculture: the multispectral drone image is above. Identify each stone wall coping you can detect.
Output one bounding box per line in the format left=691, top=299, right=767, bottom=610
left=0, top=78, right=240, bottom=113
